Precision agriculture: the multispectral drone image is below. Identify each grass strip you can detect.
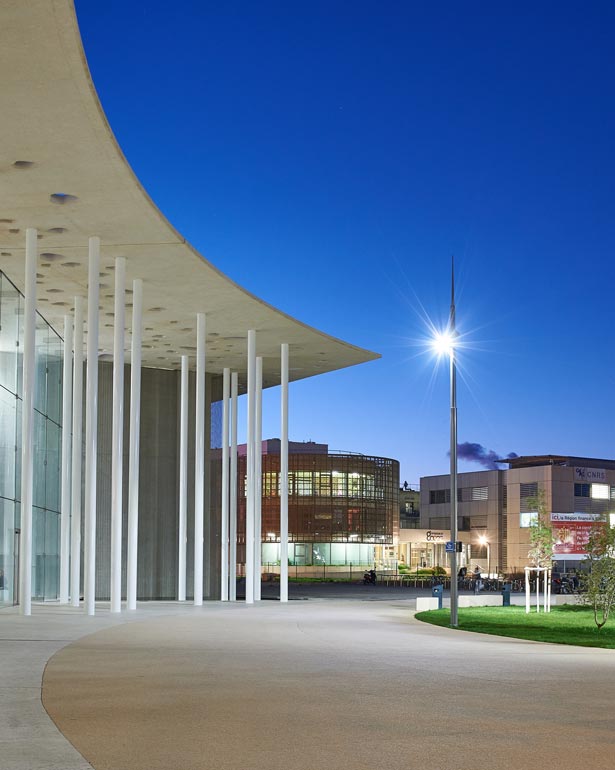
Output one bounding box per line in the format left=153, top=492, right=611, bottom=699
left=415, top=605, right=615, bottom=649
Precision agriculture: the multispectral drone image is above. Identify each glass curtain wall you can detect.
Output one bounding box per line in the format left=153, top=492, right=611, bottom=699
left=237, top=451, right=399, bottom=568
left=0, top=272, right=63, bottom=606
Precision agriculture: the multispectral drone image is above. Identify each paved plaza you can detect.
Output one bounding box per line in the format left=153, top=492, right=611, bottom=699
left=2, top=590, right=615, bottom=770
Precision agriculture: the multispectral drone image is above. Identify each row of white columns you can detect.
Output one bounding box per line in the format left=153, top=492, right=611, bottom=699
left=214, top=335, right=290, bottom=604
left=18, top=228, right=289, bottom=615
left=18, top=233, right=144, bottom=616
left=173, top=326, right=291, bottom=606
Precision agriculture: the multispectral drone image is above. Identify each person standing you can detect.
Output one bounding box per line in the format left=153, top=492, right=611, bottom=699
left=473, top=565, right=482, bottom=594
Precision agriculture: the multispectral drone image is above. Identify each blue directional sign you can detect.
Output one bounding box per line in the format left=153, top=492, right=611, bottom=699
left=445, top=541, right=455, bottom=553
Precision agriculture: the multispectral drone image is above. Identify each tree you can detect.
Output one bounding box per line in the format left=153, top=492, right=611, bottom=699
left=523, top=491, right=555, bottom=613
left=526, top=491, right=554, bottom=568
left=580, top=518, right=615, bottom=630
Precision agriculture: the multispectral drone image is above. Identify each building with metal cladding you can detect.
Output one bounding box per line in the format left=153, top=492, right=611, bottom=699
left=0, top=2, right=378, bottom=613
left=420, top=455, right=615, bottom=575
left=234, top=441, right=399, bottom=570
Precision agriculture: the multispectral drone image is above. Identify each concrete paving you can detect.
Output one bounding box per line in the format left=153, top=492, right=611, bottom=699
left=3, top=593, right=615, bottom=770
left=0, top=602, right=196, bottom=770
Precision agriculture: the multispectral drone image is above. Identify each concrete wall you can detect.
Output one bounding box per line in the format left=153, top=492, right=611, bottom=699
left=420, top=469, right=503, bottom=571
left=94, top=363, right=220, bottom=601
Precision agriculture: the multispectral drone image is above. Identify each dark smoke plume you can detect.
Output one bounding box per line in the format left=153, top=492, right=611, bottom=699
left=455, top=442, right=518, bottom=470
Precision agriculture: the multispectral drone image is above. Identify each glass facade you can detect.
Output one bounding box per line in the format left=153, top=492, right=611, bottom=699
left=237, top=451, right=399, bottom=566
left=0, top=272, right=63, bottom=606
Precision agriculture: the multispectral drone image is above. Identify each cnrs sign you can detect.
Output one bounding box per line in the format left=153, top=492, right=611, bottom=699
left=574, top=467, right=606, bottom=482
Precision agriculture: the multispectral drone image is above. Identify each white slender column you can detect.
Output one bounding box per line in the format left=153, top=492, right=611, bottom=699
left=59, top=315, right=73, bottom=603
left=178, top=355, right=189, bottom=601
left=84, top=236, right=100, bottom=616
left=70, top=297, right=84, bottom=607
left=254, top=357, right=263, bottom=600
left=245, top=330, right=256, bottom=604
left=109, top=258, right=125, bottom=613
left=229, top=371, right=238, bottom=601
left=280, top=343, right=289, bottom=602
left=126, top=279, right=142, bottom=611
left=220, top=367, right=230, bottom=600
left=18, top=228, right=37, bottom=616
left=194, top=313, right=206, bottom=606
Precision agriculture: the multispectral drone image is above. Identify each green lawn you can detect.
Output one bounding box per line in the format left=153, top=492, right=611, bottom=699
left=415, top=605, right=615, bottom=649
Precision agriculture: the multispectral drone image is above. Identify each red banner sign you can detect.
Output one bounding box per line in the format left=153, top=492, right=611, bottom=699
left=551, top=513, right=604, bottom=557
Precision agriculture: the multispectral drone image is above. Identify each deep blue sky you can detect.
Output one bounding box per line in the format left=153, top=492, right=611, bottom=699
left=75, top=1, right=615, bottom=484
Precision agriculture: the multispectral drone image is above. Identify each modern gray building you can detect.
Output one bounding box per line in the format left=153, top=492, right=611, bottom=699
left=420, top=454, right=615, bottom=575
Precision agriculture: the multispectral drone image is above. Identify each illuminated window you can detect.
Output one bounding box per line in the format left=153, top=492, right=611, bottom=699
left=294, top=471, right=313, bottom=496
left=263, top=472, right=279, bottom=497
left=520, top=512, right=538, bottom=528
left=363, top=474, right=375, bottom=498
left=591, top=483, right=609, bottom=500
left=315, top=471, right=331, bottom=496
left=348, top=473, right=361, bottom=498
left=332, top=471, right=346, bottom=497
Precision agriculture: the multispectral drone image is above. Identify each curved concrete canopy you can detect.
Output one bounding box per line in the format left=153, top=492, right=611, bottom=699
left=0, top=0, right=378, bottom=391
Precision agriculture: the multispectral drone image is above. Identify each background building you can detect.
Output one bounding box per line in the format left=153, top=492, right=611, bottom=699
left=420, top=455, right=615, bottom=575
left=237, top=440, right=399, bottom=572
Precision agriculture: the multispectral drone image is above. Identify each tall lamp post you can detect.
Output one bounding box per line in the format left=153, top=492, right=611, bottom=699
left=433, top=266, right=459, bottom=627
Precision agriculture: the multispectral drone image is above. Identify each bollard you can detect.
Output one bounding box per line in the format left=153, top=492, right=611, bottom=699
left=431, top=583, right=443, bottom=609
left=502, top=583, right=511, bottom=607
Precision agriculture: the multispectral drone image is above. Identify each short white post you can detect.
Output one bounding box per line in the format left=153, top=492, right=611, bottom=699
left=229, top=371, right=238, bottom=601
left=59, top=315, right=73, bottom=603
left=110, top=257, right=125, bottom=613
left=194, top=313, right=206, bottom=606
left=536, top=567, right=540, bottom=613
left=84, top=236, right=100, bottom=616
left=18, top=228, right=37, bottom=616
left=254, top=356, right=263, bottom=600
left=221, top=367, right=230, bottom=600
left=70, top=297, right=84, bottom=607
left=245, top=330, right=256, bottom=604
left=280, top=343, right=289, bottom=602
left=547, top=568, right=552, bottom=612
left=525, top=567, right=530, bottom=614
left=126, top=278, right=142, bottom=611
left=178, top=355, right=189, bottom=601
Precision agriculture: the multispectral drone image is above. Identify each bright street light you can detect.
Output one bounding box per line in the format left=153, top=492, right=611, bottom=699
left=432, top=330, right=456, bottom=357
